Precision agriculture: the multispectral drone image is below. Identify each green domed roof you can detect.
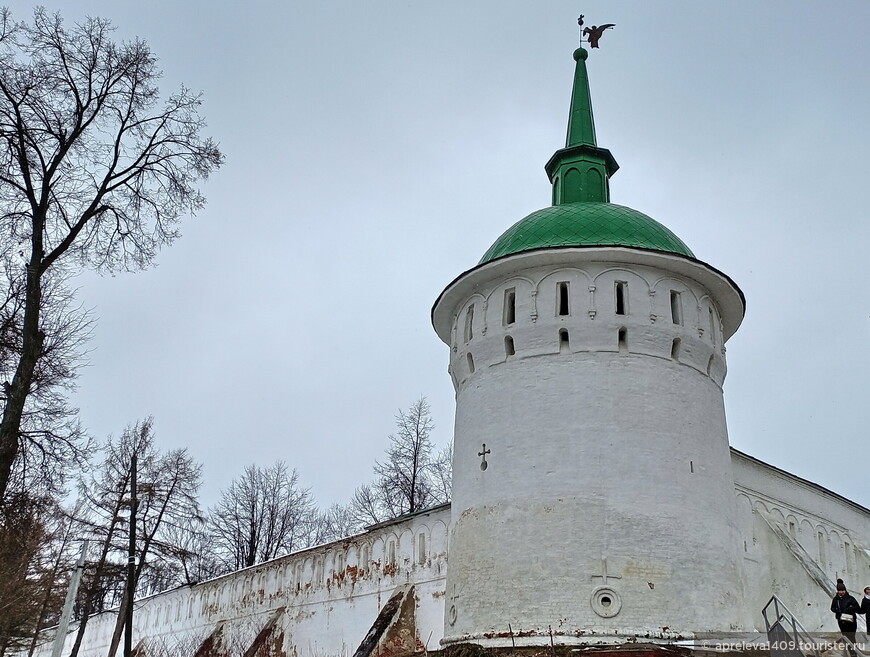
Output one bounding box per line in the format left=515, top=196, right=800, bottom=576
left=479, top=202, right=695, bottom=264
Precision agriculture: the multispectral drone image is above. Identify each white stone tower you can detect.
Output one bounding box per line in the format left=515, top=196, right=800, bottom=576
left=432, top=46, right=750, bottom=646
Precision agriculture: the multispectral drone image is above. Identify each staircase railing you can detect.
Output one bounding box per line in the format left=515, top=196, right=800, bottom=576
left=762, top=595, right=821, bottom=657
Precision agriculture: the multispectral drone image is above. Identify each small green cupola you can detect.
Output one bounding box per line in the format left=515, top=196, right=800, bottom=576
left=544, top=47, right=618, bottom=205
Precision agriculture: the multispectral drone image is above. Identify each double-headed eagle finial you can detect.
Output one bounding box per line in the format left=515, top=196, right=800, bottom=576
left=577, top=15, right=615, bottom=49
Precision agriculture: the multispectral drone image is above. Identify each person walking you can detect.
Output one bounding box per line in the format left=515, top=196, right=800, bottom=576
left=832, top=579, right=861, bottom=652
left=860, top=585, right=870, bottom=634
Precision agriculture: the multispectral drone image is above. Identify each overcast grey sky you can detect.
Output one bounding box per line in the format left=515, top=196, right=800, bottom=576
left=6, top=1, right=869, bottom=511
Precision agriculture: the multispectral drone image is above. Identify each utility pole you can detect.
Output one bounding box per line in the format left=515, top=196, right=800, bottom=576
left=49, top=541, right=89, bottom=657
left=124, top=453, right=137, bottom=657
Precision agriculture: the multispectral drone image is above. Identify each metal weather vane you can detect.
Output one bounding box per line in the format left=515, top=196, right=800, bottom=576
left=578, top=15, right=615, bottom=49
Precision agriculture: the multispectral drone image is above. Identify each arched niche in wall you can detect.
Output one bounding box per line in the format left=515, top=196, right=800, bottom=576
left=399, top=529, right=414, bottom=564
left=536, top=267, right=593, bottom=319
left=752, top=499, right=771, bottom=515
left=593, top=267, right=652, bottom=318
left=363, top=543, right=372, bottom=572
left=431, top=519, right=449, bottom=554
left=485, top=276, right=535, bottom=329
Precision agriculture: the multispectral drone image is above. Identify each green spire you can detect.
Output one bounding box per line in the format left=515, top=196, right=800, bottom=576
left=545, top=47, right=618, bottom=205
left=566, top=46, right=597, bottom=147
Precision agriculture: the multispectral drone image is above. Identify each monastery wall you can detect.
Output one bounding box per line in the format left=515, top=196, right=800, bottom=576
left=731, top=450, right=870, bottom=633
left=35, top=505, right=449, bottom=657
left=29, top=452, right=870, bottom=657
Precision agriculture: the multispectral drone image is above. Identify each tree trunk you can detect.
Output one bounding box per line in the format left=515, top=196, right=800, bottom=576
left=104, top=587, right=129, bottom=657
left=67, top=581, right=100, bottom=657
left=106, top=485, right=173, bottom=657
left=26, top=571, right=59, bottom=657
left=68, top=498, right=126, bottom=657
left=27, top=520, right=73, bottom=657
left=0, top=263, right=43, bottom=498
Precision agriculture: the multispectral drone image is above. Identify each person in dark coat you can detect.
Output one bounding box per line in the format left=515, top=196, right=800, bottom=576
left=860, top=586, right=870, bottom=634
left=832, top=579, right=861, bottom=646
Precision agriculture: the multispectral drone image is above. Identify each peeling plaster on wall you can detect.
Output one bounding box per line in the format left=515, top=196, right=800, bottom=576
left=23, top=454, right=870, bottom=656
left=32, top=506, right=448, bottom=657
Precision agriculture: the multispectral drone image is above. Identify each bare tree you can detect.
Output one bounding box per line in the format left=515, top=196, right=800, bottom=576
left=157, top=520, right=222, bottom=585
left=22, top=501, right=82, bottom=657
left=348, top=483, right=382, bottom=528
left=430, top=440, right=453, bottom=504
left=349, top=397, right=450, bottom=525
left=209, top=462, right=315, bottom=572
left=104, top=447, right=202, bottom=657
left=0, top=8, right=223, bottom=499
left=374, top=397, right=436, bottom=515
left=309, top=502, right=360, bottom=546
left=0, top=260, right=92, bottom=499
left=0, top=493, right=60, bottom=657
left=70, top=418, right=202, bottom=657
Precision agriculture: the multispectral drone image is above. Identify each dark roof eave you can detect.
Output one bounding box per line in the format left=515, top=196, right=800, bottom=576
left=545, top=144, right=619, bottom=180
left=364, top=501, right=451, bottom=531
left=731, top=448, right=870, bottom=517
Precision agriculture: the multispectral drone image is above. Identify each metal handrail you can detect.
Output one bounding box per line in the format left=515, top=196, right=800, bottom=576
left=762, top=595, right=821, bottom=657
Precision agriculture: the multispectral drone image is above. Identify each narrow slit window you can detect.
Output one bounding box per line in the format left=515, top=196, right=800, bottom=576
left=464, top=305, right=474, bottom=343
left=706, top=355, right=714, bottom=376
left=615, top=282, right=627, bottom=315
left=618, top=327, right=627, bottom=352
left=559, top=329, right=569, bottom=351
left=671, top=338, right=681, bottom=361
left=504, top=336, right=515, bottom=357
left=670, top=291, right=682, bottom=325
left=388, top=540, right=396, bottom=566
left=557, top=282, right=570, bottom=316
left=503, top=288, right=516, bottom=325
left=467, top=352, right=475, bottom=374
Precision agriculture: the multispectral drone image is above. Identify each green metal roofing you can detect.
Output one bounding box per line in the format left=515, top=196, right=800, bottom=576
left=566, top=47, right=597, bottom=148
left=479, top=202, right=695, bottom=264
left=474, top=47, right=695, bottom=267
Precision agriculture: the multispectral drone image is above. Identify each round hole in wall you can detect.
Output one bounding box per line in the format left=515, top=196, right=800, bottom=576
left=480, top=460, right=488, bottom=471
left=591, top=586, right=621, bottom=618
left=448, top=604, right=457, bottom=625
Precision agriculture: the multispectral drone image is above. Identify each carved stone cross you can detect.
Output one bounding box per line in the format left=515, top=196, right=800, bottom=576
left=478, top=444, right=491, bottom=471
left=591, top=557, right=622, bottom=585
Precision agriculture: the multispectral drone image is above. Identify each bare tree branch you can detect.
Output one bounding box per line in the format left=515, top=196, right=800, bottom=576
left=69, top=418, right=202, bottom=657
left=209, top=462, right=315, bottom=572
left=349, top=397, right=450, bottom=526
left=0, top=8, right=223, bottom=499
